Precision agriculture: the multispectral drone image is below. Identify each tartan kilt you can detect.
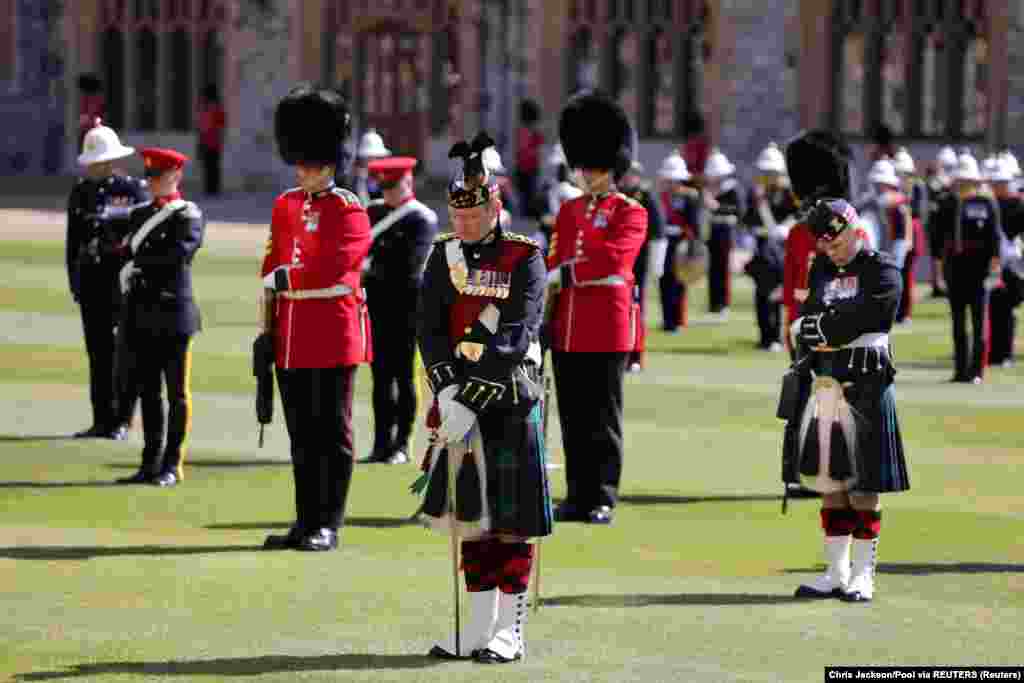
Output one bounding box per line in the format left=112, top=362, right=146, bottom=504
left=419, top=402, right=553, bottom=540
left=782, top=358, right=910, bottom=494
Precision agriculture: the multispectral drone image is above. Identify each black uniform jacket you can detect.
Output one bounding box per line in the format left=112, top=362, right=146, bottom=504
left=66, top=174, right=150, bottom=303
left=800, top=248, right=902, bottom=354
left=417, top=225, right=546, bottom=417
left=123, top=199, right=205, bottom=337
left=364, top=198, right=438, bottom=327
left=931, top=193, right=1004, bottom=284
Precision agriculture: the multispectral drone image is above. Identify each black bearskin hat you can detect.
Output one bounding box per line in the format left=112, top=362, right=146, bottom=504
left=520, top=99, right=541, bottom=126
left=559, top=91, right=635, bottom=176
left=78, top=74, right=102, bottom=93
left=274, top=84, right=352, bottom=169
left=784, top=129, right=852, bottom=204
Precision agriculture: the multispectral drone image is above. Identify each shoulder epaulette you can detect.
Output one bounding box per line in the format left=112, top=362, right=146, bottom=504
left=330, top=186, right=363, bottom=208
left=434, top=232, right=457, bottom=244
left=180, top=201, right=202, bottom=220
left=502, top=231, right=540, bottom=249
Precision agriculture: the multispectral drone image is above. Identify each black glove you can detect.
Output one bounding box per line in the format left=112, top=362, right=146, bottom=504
left=798, top=314, right=827, bottom=347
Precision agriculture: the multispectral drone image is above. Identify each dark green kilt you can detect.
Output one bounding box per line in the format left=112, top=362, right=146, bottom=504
left=419, top=402, right=553, bottom=539
left=782, top=351, right=910, bottom=494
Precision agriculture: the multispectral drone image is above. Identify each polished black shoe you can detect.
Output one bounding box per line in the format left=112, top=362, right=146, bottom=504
left=115, top=468, right=156, bottom=484
left=553, top=501, right=587, bottom=523
left=428, top=645, right=476, bottom=660
left=587, top=505, right=614, bottom=525
left=152, top=471, right=179, bottom=487
left=474, top=647, right=522, bottom=664
left=74, top=424, right=106, bottom=438
left=297, top=528, right=338, bottom=551
left=263, top=524, right=304, bottom=550
left=107, top=425, right=128, bottom=441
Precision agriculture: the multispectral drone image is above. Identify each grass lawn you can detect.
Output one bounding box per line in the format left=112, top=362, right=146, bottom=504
left=1, top=233, right=1021, bottom=682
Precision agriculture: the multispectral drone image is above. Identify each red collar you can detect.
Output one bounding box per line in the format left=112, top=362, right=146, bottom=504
left=154, top=192, right=182, bottom=207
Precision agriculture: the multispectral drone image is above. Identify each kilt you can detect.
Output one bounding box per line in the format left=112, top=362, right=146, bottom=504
left=782, top=349, right=910, bottom=494
left=419, top=402, right=553, bottom=540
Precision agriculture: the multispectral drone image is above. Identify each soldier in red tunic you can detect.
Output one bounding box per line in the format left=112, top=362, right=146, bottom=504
left=259, top=85, right=372, bottom=552
left=546, top=92, right=647, bottom=525
left=416, top=132, right=551, bottom=664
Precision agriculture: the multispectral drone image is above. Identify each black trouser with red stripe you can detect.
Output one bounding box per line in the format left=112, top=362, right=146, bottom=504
left=707, top=225, right=733, bottom=313
left=276, top=365, right=356, bottom=532
left=80, top=299, right=137, bottom=430
left=949, top=283, right=990, bottom=380
left=134, top=333, right=194, bottom=475
left=368, top=310, right=418, bottom=455
left=552, top=351, right=627, bottom=510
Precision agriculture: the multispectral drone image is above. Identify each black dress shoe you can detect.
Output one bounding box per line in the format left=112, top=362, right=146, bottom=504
left=297, top=528, right=338, bottom=551
left=553, top=501, right=587, bottom=522
left=587, top=505, right=614, bottom=525
left=474, top=647, right=522, bottom=664
left=115, top=469, right=156, bottom=484
left=74, top=425, right=105, bottom=438
left=106, top=425, right=128, bottom=441
left=151, top=471, right=179, bottom=487
left=263, top=525, right=304, bottom=550
left=428, top=645, right=475, bottom=660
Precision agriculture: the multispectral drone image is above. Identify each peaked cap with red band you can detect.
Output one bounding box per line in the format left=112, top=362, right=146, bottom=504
left=367, top=156, right=418, bottom=184
left=140, top=147, right=189, bottom=174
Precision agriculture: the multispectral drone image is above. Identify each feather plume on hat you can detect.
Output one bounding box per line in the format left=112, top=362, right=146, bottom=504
left=448, top=132, right=503, bottom=208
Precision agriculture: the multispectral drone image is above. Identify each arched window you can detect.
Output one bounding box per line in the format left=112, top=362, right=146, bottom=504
left=135, top=29, right=157, bottom=131
left=101, top=28, right=125, bottom=128
left=611, top=29, right=638, bottom=126
left=648, top=29, right=676, bottom=136
left=168, top=29, right=191, bottom=131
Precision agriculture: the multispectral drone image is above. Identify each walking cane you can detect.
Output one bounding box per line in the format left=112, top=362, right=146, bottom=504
left=532, top=372, right=553, bottom=614
left=446, top=441, right=462, bottom=656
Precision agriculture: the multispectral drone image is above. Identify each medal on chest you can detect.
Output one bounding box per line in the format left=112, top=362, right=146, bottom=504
left=823, top=274, right=859, bottom=304
left=302, top=199, right=320, bottom=232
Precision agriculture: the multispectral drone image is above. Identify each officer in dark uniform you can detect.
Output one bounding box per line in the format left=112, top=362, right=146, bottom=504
left=417, top=131, right=551, bottom=662
left=359, top=156, right=438, bottom=464
left=116, top=147, right=204, bottom=486
left=703, top=149, right=745, bottom=317
left=67, top=123, right=149, bottom=439
left=932, top=153, right=1004, bottom=384
left=617, top=160, right=665, bottom=371
left=786, top=198, right=910, bottom=604
left=986, top=154, right=1024, bottom=367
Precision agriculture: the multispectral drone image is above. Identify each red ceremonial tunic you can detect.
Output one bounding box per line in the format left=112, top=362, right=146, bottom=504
left=547, top=192, right=647, bottom=352
left=261, top=186, right=372, bottom=369
left=783, top=221, right=818, bottom=329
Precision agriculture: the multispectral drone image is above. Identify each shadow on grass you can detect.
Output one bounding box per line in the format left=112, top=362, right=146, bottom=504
left=206, top=516, right=416, bottom=531
left=785, top=562, right=1024, bottom=575
left=16, top=653, right=440, bottom=680
left=617, top=494, right=783, bottom=506
left=542, top=593, right=799, bottom=607
left=0, top=480, right=122, bottom=489
left=0, top=544, right=264, bottom=560
left=107, top=459, right=290, bottom=470
left=0, top=434, right=76, bottom=442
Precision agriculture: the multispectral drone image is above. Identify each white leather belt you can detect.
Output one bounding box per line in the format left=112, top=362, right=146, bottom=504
left=843, top=333, right=889, bottom=349
left=576, top=275, right=626, bottom=287
left=281, top=284, right=354, bottom=300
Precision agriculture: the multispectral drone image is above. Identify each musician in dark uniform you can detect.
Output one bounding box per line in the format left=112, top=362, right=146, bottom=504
left=703, top=149, right=745, bottom=317
left=260, top=86, right=372, bottom=552
left=931, top=153, right=1004, bottom=384
left=784, top=198, right=909, bottom=604
left=657, top=152, right=701, bottom=331
left=985, top=155, right=1024, bottom=368
left=116, top=147, right=204, bottom=486
left=416, top=132, right=551, bottom=663
left=67, top=123, right=149, bottom=439
left=359, top=156, right=438, bottom=464
left=743, top=142, right=798, bottom=351
left=617, top=160, right=665, bottom=371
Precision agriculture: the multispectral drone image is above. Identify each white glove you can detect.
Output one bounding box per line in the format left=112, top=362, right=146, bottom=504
left=119, top=261, right=140, bottom=294
left=262, top=266, right=291, bottom=292
left=649, top=237, right=668, bottom=280
left=438, top=390, right=477, bottom=444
